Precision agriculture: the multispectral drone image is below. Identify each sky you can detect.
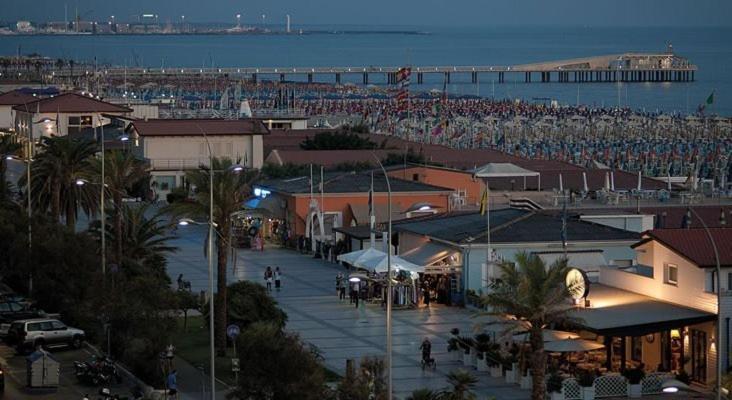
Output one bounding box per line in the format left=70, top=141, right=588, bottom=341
left=2, top=0, right=730, bottom=27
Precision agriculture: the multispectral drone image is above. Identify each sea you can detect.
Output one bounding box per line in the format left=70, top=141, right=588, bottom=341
left=1, top=25, right=731, bottom=116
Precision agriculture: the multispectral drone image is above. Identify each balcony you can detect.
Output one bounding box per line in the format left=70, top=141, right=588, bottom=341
left=149, top=158, right=210, bottom=171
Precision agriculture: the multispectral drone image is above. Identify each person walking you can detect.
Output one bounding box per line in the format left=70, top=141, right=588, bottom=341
left=352, top=280, right=360, bottom=308
left=274, top=267, right=282, bottom=291
left=336, top=273, right=344, bottom=299
left=166, top=369, right=178, bottom=399
left=264, top=266, right=273, bottom=292
left=338, top=274, right=347, bottom=300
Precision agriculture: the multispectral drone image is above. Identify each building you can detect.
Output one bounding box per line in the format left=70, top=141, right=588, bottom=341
left=393, top=209, right=640, bottom=301
left=13, top=93, right=132, bottom=141
left=252, top=171, right=453, bottom=243
left=560, top=228, right=732, bottom=386
left=0, top=90, right=36, bottom=132
left=127, top=118, right=268, bottom=196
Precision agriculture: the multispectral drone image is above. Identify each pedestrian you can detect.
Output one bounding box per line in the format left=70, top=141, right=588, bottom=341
left=353, top=280, right=360, bottom=308
left=166, top=369, right=178, bottom=399
left=336, top=273, right=343, bottom=298
left=274, top=267, right=282, bottom=291
left=264, top=266, right=273, bottom=292
left=338, top=274, right=347, bottom=300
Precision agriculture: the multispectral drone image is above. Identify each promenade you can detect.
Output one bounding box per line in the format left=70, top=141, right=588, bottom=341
left=165, top=227, right=528, bottom=399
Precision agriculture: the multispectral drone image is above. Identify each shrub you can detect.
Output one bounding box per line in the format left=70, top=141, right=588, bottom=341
left=166, top=186, right=188, bottom=203
left=577, top=370, right=596, bottom=387
left=622, top=367, right=646, bottom=384
left=447, top=338, right=459, bottom=352
left=547, top=372, right=564, bottom=393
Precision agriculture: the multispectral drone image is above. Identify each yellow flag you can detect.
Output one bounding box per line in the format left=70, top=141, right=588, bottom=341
left=479, top=189, right=488, bottom=215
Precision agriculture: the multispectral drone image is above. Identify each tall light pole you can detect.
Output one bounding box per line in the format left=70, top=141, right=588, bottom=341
left=688, top=207, right=721, bottom=400
left=372, top=153, right=392, bottom=399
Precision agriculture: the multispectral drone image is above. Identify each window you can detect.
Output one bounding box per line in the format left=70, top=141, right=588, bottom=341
left=412, top=174, right=419, bottom=181
left=51, top=321, right=66, bottom=330
left=39, top=321, right=54, bottom=331
left=664, top=263, right=678, bottom=285
left=67, top=115, right=93, bottom=135
left=727, top=272, right=732, bottom=292
left=26, top=322, right=42, bottom=332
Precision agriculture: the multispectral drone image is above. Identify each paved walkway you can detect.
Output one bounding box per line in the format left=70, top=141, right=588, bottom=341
left=165, top=227, right=529, bottom=399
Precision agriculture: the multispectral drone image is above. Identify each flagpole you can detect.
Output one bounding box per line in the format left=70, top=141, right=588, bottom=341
left=369, top=170, right=375, bottom=249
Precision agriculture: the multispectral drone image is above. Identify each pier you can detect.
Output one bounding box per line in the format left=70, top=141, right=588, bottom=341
left=54, top=52, right=697, bottom=85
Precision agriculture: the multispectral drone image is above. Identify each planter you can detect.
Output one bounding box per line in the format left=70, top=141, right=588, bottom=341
left=462, top=352, right=472, bottom=367
left=450, top=351, right=461, bottom=362
left=627, top=383, right=642, bottom=398
left=581, top=387, right=595, bottom=400
left=489, top=365, right=502, bottom=377
left=550, top=392, right=565, bottom=400
left=476, top=357, right=489, bottom=372
left=505, top=363, right=519, bottom=383
left=520, top=374, right=532, bottom=389
left=469, top=349, right=478, bottom=365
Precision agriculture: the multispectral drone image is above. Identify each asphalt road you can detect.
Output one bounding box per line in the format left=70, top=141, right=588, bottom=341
left=0, top=342, right=132, bottom=399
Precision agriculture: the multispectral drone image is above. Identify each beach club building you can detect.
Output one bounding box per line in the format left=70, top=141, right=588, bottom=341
left=126, top=118, right=268, bottom=197
left=0, top=90, right=37, bottom=132
left=13, top=93, right=132, bottom=140
left=251, top=171, right=453, bottom=245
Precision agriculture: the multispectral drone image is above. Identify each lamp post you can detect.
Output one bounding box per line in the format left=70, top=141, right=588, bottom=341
left=372, top=153, right=392, bottom=399
left=687, top=207, right=722, bottom=400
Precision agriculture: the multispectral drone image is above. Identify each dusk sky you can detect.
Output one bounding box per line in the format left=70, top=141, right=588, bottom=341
left=2, top=0, right=730, bottom=27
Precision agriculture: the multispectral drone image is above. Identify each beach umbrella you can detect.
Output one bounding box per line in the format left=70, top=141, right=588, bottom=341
left=582, top=172, right=589, bottom=193
left=513, top=330, right=579, bottom=343
left=559, top=174, right=564, bottom=192
left=610, top=171, right=615, bottom=191
left=637, top=171, right=642, bottom=191
left=604, top=172, right=610, bottom=191
left=544, top=338, right=605, bottom=353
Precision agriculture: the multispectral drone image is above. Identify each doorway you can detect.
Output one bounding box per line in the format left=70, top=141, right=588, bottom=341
left=690, top=329, right=707, bottom=383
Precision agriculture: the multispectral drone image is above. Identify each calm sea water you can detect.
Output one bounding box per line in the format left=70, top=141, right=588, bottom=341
left=1, top=25, right=730, bottom=115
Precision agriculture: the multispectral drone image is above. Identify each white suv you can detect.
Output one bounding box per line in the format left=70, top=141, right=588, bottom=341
left=7, top=318, right=85, bottom=353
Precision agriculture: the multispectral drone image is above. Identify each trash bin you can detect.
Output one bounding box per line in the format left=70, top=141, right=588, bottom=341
left=26, top=349, right=60, bottom=388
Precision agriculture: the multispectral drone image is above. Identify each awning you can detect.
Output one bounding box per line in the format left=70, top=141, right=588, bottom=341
left=358, top=254, right=423, bottom=274
left=544, top=338, right=605, bottom=353
left=400, top=241, right=458, bottom=268
left=570, top=284, right=716, bottom=337
left=349, top=203, right=403, bottom=225
left=535, top=251, right=607, bottom=269
left=243, top=196, right=284, bottom=219
left=473, top=163, right=540, bottom=178
left=337, top=247, right=385, bottom=266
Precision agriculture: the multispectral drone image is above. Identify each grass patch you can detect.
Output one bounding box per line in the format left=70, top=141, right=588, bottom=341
left=173, top=315, right=238, bottom=387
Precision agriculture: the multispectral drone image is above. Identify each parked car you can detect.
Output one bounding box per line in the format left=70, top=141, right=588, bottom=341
left=6, top=318, right=85, bottom=353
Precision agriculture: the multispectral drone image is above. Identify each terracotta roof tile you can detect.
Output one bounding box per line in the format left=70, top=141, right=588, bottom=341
left=641, top=228, right=732, bottom=268
left=12, top=93, right=132, bottom=113
left=131, top=119, right=269, bottom=137
left=0, top=90, right=37, bottom=106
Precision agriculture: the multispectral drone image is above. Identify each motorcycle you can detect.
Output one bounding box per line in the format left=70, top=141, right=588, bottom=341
left=74, top=357, right=122, bottom=386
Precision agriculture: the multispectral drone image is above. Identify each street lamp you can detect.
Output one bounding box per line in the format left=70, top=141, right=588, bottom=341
left=371, top=152, right=393, bottom=400
left=688, top=207, right=722, bottom=400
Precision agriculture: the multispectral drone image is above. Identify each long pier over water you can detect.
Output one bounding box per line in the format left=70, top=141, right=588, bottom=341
left=56, top=52, right=697, bottom=85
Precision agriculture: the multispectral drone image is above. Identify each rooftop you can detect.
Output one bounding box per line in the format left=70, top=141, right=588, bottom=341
left=0, top=90, right=37, bottom=106
left=256, top=171, right=453, bottom=195
left=12, top=93, right=133, bottom=113
left=130, top=118, right=269, bottom=137
left=634, top=228, right=732, bottom=268
left=394, top=209, right=639, bottom=245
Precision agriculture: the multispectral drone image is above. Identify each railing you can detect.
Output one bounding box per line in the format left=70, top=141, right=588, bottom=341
left=149, top=158, right=209, bottom=170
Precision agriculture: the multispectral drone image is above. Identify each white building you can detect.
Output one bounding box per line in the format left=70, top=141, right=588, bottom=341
left=0, top=90, right=36, bottom=132
left=13, top=93, right=132, bottom=141
left=126, top=119, right=268, bottom=197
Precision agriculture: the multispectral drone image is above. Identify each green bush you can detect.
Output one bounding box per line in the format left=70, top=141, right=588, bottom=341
left=622, top=367, right=646, bottom=384
left=547, top=372, right=564, bottom=393
left=577, top=370, right=596, bottom=387
left=166, top=186, right=188, bottom=203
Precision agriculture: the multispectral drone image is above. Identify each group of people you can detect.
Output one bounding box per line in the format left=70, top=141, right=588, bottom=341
left=264, top=266, right=282, bottom=292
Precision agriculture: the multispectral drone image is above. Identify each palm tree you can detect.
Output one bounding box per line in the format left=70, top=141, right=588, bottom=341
left=166, top=157, right=258, bottom=353
left=20, top=136, right=98, bottom=228
left=89, top=150, right=149, bottom=264
left=481, top=252, right=577, bottom=400
left=91, top=203, right=176, bottom=272
left=440, top=369, right=478, bottom=400
left=406, top=388, right=440, bottom=400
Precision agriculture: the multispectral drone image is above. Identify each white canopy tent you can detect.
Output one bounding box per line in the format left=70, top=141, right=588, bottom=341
left=337, top=247, right=386, bottom=266
left=473, top=162, right=541, bottom=191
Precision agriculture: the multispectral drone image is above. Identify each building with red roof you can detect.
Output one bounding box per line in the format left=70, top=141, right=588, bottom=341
left=0, top=90, right=37, bottom=131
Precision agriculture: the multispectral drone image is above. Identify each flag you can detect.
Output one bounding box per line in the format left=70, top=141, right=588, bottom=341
left=368, top=171, right=374, bottom=222
left=395, top=66, right=411, bottom=118
left=479, top=188, right=488, bottom=216
left=706, top=91, right=715, bottom=106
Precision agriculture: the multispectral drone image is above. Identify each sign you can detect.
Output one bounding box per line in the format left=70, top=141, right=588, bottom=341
left=226, top=324, right=241, bottom=339
left=231, top=358, right=240, bottom=372
left=565, top=268, right=590, bottom=300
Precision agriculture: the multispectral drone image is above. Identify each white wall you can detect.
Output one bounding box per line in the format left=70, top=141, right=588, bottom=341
left=580, top=214, right=655, bottom=233
left=14, top=111, right=120, bottom=140
left=0, top=105, right=14, bottom=130
left=142, top=135, right=262, bottom=170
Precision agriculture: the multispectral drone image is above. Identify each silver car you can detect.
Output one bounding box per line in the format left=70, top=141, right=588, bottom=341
left=7, top=318, right=85, bottom=353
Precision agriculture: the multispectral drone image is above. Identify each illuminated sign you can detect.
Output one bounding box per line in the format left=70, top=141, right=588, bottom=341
left=253, top=187, right=271, bottom=198
left=566, top=268, right=590, bottom=300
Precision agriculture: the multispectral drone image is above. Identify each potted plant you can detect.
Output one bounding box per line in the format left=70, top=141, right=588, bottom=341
left=457, top=336, right=475, bottom=367
left=520, top=369, right=532, bottom=389
left=447, top=337, right=461, bottom=362
left=473, top=334, right=492, bottom=372
left=503, top=354, right=519, bottom=383
left=577, top=370, right=596, bottom=400
left=547, top=372, right=565, bottom=400
left=623, top=367, right=645, bottom=398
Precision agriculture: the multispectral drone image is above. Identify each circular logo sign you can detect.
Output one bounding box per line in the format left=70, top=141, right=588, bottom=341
left=566, top=268, right=590, bottom=300
left=227, top=324, right=241, bottom=339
